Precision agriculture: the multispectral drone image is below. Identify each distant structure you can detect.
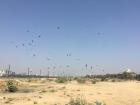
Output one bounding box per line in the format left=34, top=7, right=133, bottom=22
left=0, top=70, right=16, bottom=76
left=0, top=65, right=16, bottom=77
left=0, top=70, right=6, bottom=76
left=121, top=68, right=137, bottom=79
left=123, top=69, right=136, bottom=75
left=124, top=69, right=132, bottom=73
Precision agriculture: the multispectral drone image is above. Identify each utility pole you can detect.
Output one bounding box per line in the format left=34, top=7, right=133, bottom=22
left=8, top=65, right=11, bottom=71
left=8, top=64, right=11, bottom=76
left=40, top=69, right=42, bottom=76
left=27, top=67, right=30, bottom=76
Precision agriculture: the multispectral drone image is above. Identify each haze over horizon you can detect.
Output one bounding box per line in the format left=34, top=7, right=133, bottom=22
left=0, top=0, right=140, bottom=76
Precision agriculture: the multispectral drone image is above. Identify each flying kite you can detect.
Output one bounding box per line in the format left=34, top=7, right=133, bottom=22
left=38, top=35, right=41, bottom=38
left=26, top=30, right=30, bottom=32
left=57, top=26, right=60, bottom=30
left=15, top=45, right=18, bottom=48
left=22, top=43, right=25, bottom=46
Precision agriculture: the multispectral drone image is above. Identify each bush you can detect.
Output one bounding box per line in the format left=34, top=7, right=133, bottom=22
left=95, top=101, right=106, bottom=105
left=6, top=80, right=18, bottom=92
left=67, top=77, right=73, bottom=81
left=111, top=79, right=115, bottom=82
left=76, top=78, right=86, bottom=84
left=55, top=77, right=68, bottom=83
left=137, top=78, right=140, bottom=81
left=101, top=77, right=106, bottom=81
left=95, top=101, right=102, bottom=105
left=91, top=80, right=96, bottom=84
left=68, top=98, right=87, bottom=105
left=136, top=74, right=140, bottom=81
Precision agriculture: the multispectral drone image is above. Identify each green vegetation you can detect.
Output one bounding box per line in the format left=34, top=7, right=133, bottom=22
left=68, top=98, right=104, bottom=105
left=95, top=101, right=106, bottom=105
left=95, top=101, right=102, bottom=105
left=49, top=89, right=57, bottom=92
left=101, top=77, right=107, bottom=82
left=34, top=101, right=38, bottom=104
left=55, top=77, right=68, bottom=83
left=39, top=89, right=47, bottom=93
left=6, top=80, right=18, bottom=92
left=91, top=79, right=96, bottom=84
left=121, top=72, right=135, bottom=80
left=111, top=79, right=116, bottom=82
left=68, top=98, right=87, bottom=105
left=136, top=74, right=140, bottom=81
left=76, top=78, right=86, bottom=84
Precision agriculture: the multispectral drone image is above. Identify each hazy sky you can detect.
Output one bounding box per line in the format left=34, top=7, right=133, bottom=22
left=0, top=0, right=140, bottom=75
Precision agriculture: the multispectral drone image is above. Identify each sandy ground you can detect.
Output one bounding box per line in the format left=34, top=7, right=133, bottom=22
left=0, top=78, right=140, bottom=105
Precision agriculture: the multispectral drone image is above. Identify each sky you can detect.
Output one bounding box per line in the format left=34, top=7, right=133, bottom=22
left=0, top=0, right=140, bottom=76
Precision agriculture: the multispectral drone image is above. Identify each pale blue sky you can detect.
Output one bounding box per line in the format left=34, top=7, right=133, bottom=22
left=0, top=0, right=140, bottom=75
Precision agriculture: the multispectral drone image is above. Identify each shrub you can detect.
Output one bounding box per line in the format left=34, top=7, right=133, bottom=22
left=138, top=78, right=140, bottom=81
left=68, top=98, right=87, bottom=105
left=49, top=89, right=57, bottom=92
left=136, top=74, right=140, bottom=81
left=95, top=101, right=106, bottom=105
left=6, top=80, right=18, bottom=92
left=76, top=78, right=86, bottom=84
left=55, top=77, right=68, bottom=83
left=67, top=77, right=73, bottom=81
left=111, top=79, right=115, bottom=82
left=34, top=101, right=38, bottom=104
left=91, top=80, right=96, bottom=84
left=95, top=101, right=102, bottom=105
left=39, top=89, right=47, bottom=93
left=101, top=77, right=107, bottom=81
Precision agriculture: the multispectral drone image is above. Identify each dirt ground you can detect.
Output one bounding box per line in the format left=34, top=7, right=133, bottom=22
left=0, top=78, right=140, bottom=105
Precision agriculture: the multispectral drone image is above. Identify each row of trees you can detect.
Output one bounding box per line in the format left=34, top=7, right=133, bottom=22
left=86, top=72, right=140, bottom=81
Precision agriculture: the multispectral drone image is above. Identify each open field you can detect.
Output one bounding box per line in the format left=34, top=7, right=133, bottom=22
left=0, top=78, right=140, bottom=105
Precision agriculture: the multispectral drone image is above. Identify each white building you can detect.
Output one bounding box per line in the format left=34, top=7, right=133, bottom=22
left=0, top=70, right=16, bottom=76
left=123, top=68, right=137, bottom=77
left=125, top=69, right=132, bottom=73
left=0, top=70, right=6, bottom=76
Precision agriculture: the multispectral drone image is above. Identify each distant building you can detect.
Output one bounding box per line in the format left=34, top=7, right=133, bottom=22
left=0, top=69, right=16, bottom=77
left=124, top=69, right=132, bottom=73
left=123, top=69, right=136, bottom=75
left=0, top=70, right=6, bottom=76
left=121, top=69, right=137, bottom=79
